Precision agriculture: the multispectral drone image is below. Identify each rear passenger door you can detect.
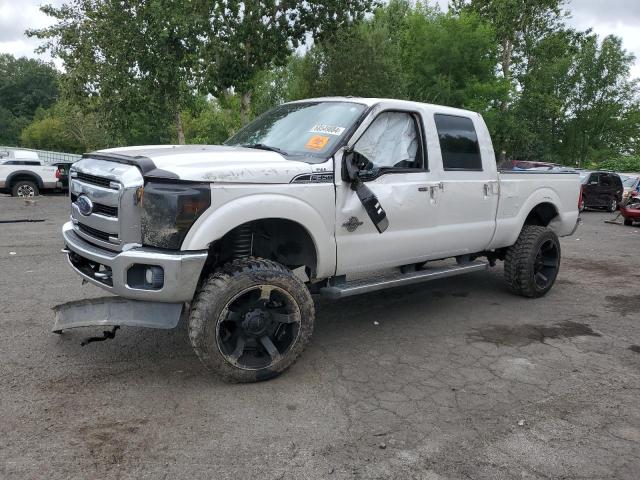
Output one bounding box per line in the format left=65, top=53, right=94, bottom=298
left=432, top=114, right=498, bottom=255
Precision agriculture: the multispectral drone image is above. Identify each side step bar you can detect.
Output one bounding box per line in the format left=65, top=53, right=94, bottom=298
left=320, top=261, right=489, bottom=299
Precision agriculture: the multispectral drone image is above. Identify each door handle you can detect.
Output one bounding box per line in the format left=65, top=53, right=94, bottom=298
left=484, top=183, right=490, bottom=196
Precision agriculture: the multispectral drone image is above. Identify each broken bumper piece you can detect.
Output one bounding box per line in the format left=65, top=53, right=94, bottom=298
left=52, top=296, right=184, bottom=333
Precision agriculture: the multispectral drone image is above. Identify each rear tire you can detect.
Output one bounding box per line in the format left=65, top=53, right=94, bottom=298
left=188, top=257, right=315, bottom=383
left=624, top=218, right=633, bottom=226
left=504, top=225, right=561, bottom=298
left=11, top=180, right=39, bottom=197
left=607, top=196, right=618, bottom=212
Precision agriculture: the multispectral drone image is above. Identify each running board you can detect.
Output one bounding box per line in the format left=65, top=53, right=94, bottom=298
left=320, top=261, right=489, bottom=299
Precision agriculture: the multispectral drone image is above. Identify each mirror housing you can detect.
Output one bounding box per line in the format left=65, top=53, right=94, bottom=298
left=341, top=149, right=389, bottom=234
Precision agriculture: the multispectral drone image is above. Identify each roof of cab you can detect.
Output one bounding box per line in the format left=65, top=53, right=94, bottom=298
left=286, top=96, right=480, bottom=117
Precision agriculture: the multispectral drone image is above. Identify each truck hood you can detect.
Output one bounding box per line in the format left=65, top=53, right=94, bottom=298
left=95, top=145, right=314, bottom=184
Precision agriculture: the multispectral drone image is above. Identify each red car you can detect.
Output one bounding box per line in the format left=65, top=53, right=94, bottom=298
left=620, top=202, right=640, bottom=226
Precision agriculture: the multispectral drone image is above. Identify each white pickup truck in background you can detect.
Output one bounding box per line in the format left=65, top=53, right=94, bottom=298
left=0, top=149, right=61, bottom=196
left=55, top=97, right=581, bottom=382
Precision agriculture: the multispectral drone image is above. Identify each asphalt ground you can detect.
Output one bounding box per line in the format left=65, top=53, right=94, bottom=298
left=1, top=194, right=639, bottom=480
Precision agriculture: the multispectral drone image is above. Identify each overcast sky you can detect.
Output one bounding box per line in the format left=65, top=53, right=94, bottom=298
left=1, top=0, right=639, bottom=78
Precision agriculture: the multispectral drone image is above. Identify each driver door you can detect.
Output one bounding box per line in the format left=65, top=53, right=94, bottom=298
left=335, top=110, right=446, bottom=275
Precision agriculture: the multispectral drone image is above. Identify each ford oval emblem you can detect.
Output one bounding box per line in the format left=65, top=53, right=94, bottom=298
left=76, top=195, right=93, bottom=216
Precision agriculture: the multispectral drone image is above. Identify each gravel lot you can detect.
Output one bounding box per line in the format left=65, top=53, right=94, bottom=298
left=1, top=194, right=639, bottom=480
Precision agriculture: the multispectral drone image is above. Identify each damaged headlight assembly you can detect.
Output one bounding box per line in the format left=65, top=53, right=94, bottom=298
left=140, top=181, right=211, bottom=250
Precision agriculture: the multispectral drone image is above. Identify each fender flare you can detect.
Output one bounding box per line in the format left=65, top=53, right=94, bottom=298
left=6, top=170, right=45, bottom=189
left=181, top=194, right=336, bottom=279
left=490, top=187, right=566, bottom=249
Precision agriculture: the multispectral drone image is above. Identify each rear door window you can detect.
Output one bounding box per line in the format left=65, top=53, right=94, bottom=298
left=434, top=114, right=482, bottom=171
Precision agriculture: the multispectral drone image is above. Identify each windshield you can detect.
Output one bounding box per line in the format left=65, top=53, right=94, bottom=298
left=226, top=101, right=367, bottom=162
left=623, top=176, right=638, bottom=188
left=579, top=172, right=591, bottom=184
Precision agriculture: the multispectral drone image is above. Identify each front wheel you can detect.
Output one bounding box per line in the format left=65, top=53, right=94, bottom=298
left=624, top=218, right=633, bottom=226
left=188, top=257, right=315, bottom=383
left=504, top=225, right=561, bottom=298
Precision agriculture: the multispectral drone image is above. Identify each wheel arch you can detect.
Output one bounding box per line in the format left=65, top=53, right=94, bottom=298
left=182, top=194, right=336, bottom=279
left=6, top=171, right=44, bottom=189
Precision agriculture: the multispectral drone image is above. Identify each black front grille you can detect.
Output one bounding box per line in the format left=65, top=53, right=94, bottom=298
left=93, top=203, right=118, bottom=217
left=77, top=223, right=117, bottom=242
left=71, top=194, right=118, bottom=217
left=75, top=172, right=115, bottom=189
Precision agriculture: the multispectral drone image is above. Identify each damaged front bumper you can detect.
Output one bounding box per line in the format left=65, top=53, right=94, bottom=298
left=52, top=297, right=184, bottom=333
left=62, top=221, right=208, bottom=303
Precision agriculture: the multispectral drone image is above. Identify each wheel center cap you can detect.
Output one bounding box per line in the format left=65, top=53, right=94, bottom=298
left=243, top=310, right=268, bottom=334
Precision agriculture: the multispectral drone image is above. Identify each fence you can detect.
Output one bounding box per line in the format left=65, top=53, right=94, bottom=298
left=0, top=146, right=82, bottom=164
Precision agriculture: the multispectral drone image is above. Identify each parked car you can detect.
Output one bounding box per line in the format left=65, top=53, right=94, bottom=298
left=621, top=174, right=640, bottom=204
left=620, top=202, right=640, bottom=226
left=55, top=97, right=581, bottom=382
left=578, top=171, right=623, bottom=212
left=0, top=150, right=64, bottom=197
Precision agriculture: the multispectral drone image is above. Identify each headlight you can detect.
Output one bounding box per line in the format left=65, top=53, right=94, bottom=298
left=141, top=182, right=211, bottom=249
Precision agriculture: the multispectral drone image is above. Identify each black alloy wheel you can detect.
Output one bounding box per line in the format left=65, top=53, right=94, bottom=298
left=217, top=284, right=301, bottom=370
left=532, top=238, right=560, bottom=290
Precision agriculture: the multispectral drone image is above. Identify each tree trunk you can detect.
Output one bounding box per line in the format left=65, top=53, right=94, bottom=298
left=175, top=111, right=185, bottom=145
left=240, top=90, right=252, bottom=126
left=500, top=39, right=514, bottom=113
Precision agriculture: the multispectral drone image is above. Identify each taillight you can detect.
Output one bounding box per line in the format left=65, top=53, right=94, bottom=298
left=578, top=185, right=584, bottom=209
left=632, top=191, right=638, bottom=198
left=55, top=169, right=61, bottom=179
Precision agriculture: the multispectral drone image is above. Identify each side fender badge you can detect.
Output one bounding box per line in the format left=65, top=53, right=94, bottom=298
left=342, top=217, right=364, bottom=232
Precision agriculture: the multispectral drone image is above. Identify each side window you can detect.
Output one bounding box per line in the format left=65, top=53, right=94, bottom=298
left=435, top=114, right=482, bottom=171
left=354, top=112, right=422, bottom=170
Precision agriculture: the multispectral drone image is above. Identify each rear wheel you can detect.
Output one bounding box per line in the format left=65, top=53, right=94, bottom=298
left=624, top=218, right=633, bottom=226
left=188, top=257, right=315, bottom=383
left=607, top=196, right=618, bottom=212
left=504, top=225, right=561, bottom=298
left=11, top=180, right=39, bottom=197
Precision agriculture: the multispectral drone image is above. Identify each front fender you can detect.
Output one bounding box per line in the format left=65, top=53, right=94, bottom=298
left=181, top=192, right=336, bottom=279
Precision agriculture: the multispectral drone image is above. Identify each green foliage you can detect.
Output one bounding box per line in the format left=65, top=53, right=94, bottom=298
left=180, top=96, right=243, bottom=144
left=16, top=0, right=640, bottom=168
left=0, top=54, right=59, bottom=145
left=401, top=10, right=508, bottom=111
left=21, top=102, right=110, bottom=153
left=593, top=156, right=640, bottom=173
left=202, top=0, right=376, bottom=122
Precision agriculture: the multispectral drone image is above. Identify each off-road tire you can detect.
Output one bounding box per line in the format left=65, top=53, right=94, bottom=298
left=188, top=257, right=315, bottom=383
left=504, top=225, right=561, bottom=298
left=11, top=180, right=39, bottom=197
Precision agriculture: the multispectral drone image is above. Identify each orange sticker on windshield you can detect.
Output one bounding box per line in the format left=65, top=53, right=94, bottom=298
left=305, top=135, right=330, bottom=151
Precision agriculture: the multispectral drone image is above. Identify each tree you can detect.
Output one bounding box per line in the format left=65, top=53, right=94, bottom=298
left=29, top=0, right=207, bottom=144
left=0, top=54, right=59, bottom=145
left=21, top=102, right=110, bottom=153
left=202, top=0, right=376, bottom=124
left=562, top=35, right=640, bottom=165
left=401, top=9, right=507, bottom=112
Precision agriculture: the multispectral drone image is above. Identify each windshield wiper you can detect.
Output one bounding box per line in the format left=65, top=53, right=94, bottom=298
left=242, top=143, right=288, bottom=156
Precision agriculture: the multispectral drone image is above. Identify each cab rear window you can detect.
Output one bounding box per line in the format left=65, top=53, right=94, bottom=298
left=434, top=114, right=482, bottom=171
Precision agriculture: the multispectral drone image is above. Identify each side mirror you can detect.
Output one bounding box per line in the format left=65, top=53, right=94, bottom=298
left=342, top=149, right=389, bottom=234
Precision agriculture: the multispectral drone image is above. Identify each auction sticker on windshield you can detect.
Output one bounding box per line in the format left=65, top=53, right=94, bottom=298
left=310, top=124, right=346, bottom=136
left=305, top=135, right=330, bottom=151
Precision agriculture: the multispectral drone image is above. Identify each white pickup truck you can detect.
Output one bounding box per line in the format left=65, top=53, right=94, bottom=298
left=56, top=97, right=581, bottom=382
left=0, top=150, right=61, bottom=196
